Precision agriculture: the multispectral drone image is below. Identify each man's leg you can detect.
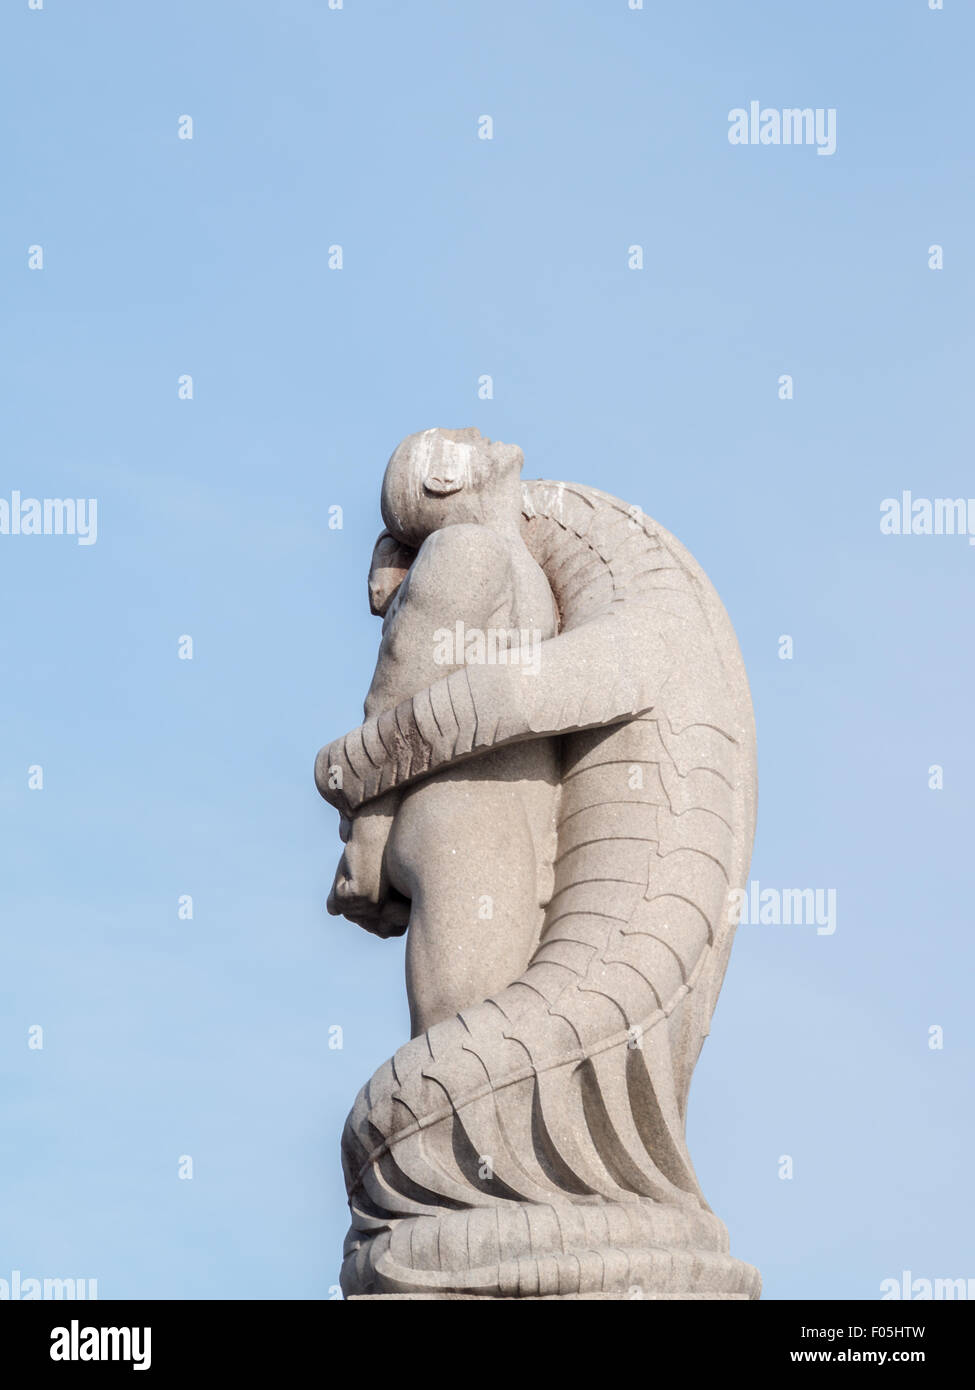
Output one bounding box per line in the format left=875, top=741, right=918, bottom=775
left=388, top=783, right=542, bottom=1037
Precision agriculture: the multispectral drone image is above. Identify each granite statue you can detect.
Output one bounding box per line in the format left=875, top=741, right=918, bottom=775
left=316, top=427, right=760, bottom=1300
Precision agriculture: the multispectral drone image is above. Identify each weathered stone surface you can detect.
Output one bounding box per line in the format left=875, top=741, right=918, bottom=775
left=316, top=427, right=759, bottom=1300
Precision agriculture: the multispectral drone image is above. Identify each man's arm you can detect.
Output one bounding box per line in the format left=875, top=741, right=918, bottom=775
left=326, top=790, right=409, bottom=938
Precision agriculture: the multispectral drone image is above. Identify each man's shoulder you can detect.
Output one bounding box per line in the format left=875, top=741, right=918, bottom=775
left=417, top=523, right=513, bottom=570
left=405, top=524, right=513, bottom=604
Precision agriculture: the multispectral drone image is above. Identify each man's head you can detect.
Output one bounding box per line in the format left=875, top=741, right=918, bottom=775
left=380, top=427, right=524, bottom=547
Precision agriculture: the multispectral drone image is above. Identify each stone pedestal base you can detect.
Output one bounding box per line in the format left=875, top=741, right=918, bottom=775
left=344, top=1211, right=761, bottom=1301
left=350, top=1291, right=756, bottom=1300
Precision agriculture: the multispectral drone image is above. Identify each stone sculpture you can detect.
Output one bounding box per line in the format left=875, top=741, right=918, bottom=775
left=316, top=427, right=760, bottom=1300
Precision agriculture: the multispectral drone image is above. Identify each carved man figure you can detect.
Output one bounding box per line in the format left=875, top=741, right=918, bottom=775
left=327, top=427, right=560, bottom=1036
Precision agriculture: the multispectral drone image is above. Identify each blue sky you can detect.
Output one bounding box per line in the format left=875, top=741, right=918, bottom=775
left=1, top=0, right=972, bottom=1300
